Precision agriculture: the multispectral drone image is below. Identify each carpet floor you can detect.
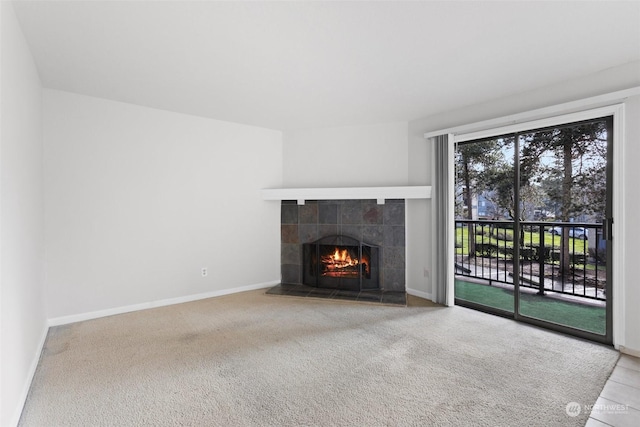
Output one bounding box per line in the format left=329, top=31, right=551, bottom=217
left=19, top=289, right=618, bottom=426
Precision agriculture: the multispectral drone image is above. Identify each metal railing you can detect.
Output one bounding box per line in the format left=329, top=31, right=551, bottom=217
left=455, top=220, right=606, bottom=301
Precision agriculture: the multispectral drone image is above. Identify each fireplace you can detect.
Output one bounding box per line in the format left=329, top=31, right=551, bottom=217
left=303, top=235, right=379, bottom=291
left=280, top=199, right=406, bottom=292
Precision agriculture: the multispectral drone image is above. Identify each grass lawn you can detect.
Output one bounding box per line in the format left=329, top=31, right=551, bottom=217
left=455, top=226, right=592, bottom=268
left=455, top=226, right=587, bottom=254
left=455, top=279, right=606, bottom=335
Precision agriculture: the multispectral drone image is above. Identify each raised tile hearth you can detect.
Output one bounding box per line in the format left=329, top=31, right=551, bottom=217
left=266, top=283, right=406, bottom=306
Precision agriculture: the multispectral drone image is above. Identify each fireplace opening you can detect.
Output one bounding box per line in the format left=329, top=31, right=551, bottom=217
left=320, top=245, right=369, bottom=278
left=303, top=235, right=379, bottom=291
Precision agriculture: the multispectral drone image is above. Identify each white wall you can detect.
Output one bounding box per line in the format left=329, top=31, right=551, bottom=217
left=409, top=61, right=640, bottom=352
left=44, top=90, right=282, bottom=320
left=283, top=122, right=408, bottom=187
left=410, top=61, right=640, bottom=135
left=622, top=94, right=640, bottom=354
left=406, top=125, right=432, bottom=297
left=0, top=2, right=46, bottom=425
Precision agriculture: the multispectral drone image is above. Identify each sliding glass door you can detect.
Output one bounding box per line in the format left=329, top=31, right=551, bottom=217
left=454, top=117, right=612, bottom=344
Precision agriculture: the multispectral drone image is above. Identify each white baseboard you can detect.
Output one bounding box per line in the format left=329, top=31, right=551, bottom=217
left=406, top=287, right=433, bottom=301
left=10, top=324, right=49, bottom=427
left=48, top=280, right=280, bottom=327
left=620, top=346, right=640, bottom=358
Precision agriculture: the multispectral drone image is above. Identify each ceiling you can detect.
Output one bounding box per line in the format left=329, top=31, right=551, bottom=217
left=12, top=0, right=640, bottom=131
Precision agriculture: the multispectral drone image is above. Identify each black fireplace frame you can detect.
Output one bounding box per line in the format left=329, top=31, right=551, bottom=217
left=303, top=234, right=380, bottom=291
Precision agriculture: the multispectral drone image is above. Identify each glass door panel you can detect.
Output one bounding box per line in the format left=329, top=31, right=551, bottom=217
left=516, top=119, right=611, bottom=339
left=454, top=136, right=516, bottom=315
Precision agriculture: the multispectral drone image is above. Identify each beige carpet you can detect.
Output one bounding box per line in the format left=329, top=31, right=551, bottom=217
left=20, top=289, right=618, bottom=426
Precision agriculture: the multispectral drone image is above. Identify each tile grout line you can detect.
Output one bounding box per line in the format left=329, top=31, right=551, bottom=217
left=598, top=384, right=639, bottom=409
left=606, top=378, right=640, bottom=392
left=587, top=416, right=614, bottom=427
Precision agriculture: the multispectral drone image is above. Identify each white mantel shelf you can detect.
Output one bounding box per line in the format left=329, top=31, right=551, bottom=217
left=262, top=186, right=431, bottom=205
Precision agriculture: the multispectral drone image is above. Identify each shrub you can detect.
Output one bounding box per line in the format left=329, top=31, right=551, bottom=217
left=494, top=231, right=514, bottom=241
left=475, top=243, right=498, bottom=257
left=588, top=248, right=607, bottom=264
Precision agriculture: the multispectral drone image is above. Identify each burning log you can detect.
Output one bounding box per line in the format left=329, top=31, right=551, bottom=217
left=321, top=246, right=361, bottom=277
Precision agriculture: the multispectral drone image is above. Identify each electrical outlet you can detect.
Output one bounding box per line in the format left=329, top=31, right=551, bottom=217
left=423, top=268, right=429, bottom=278
left=201, top=267, right=208, bottom=277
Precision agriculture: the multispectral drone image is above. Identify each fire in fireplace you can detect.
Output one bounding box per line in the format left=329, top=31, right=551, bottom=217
left=321, top=246, right=368, bottom=278
left=303, top=235, right=379, bottom=291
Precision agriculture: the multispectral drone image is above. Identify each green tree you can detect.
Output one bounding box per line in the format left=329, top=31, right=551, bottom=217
left=519, top=122, right=607, bottom=275
left=455, top=140, right=503, bottom=254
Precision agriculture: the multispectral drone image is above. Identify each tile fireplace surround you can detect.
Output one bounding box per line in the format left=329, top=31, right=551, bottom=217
left=280, top=199, right=406, bottom=292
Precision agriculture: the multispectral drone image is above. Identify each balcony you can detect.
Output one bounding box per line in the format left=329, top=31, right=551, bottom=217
left=455, top=220, right=607, bottom=334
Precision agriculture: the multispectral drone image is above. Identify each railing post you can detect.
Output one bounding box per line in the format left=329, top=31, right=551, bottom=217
left=538, top=225, right=545, bottom=295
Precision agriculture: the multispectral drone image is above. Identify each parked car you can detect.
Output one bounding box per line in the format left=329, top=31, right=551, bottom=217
left=550, top=226, right=587, bottom=239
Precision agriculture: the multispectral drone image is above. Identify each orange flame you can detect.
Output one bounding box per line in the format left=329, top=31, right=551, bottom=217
left=322, top=247, right=359, bottom=270
left=333, top=248, right=354, bottom=263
